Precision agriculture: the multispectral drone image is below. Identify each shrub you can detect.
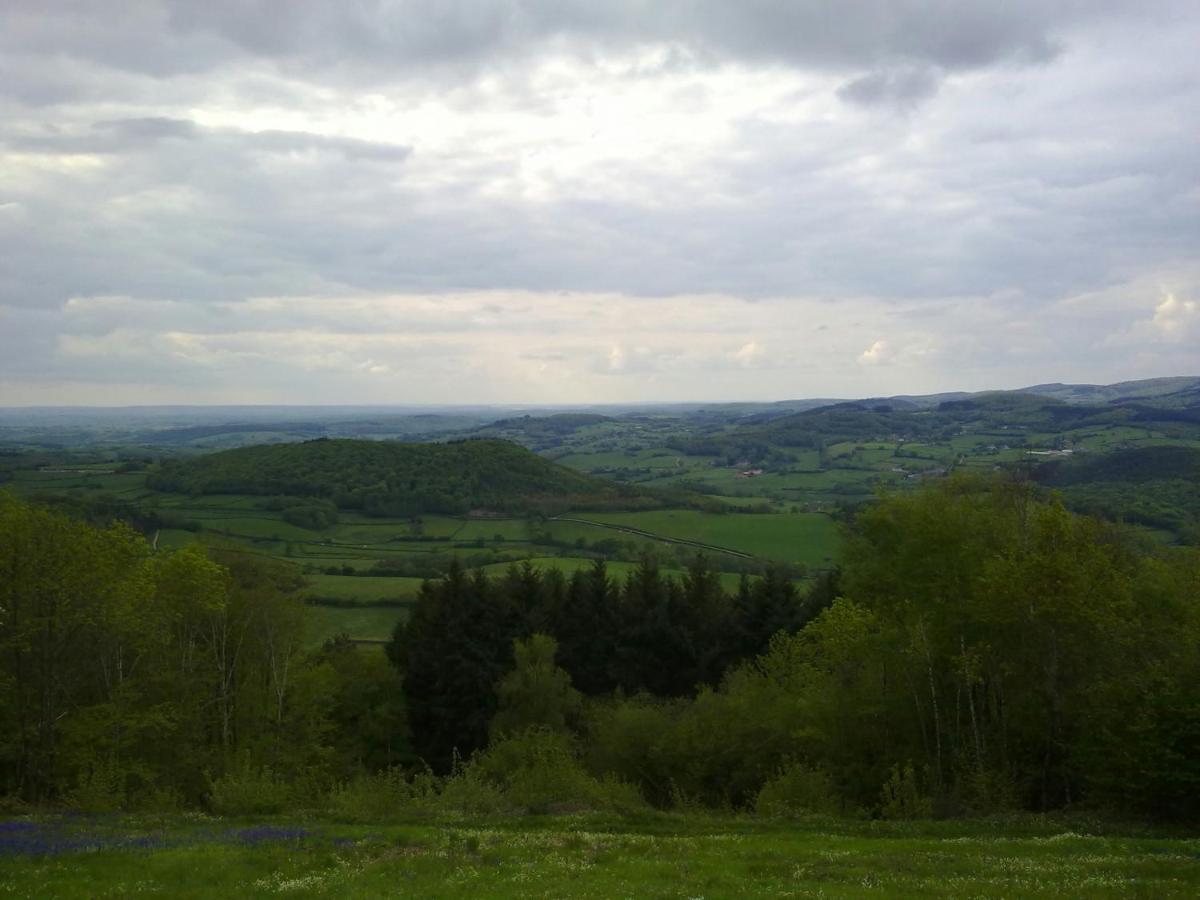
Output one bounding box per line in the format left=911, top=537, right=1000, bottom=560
left=582, top=696, right=681, bottom=807
left=755, top=762, right=842, bottom=818
left=66, top=757, right=127, bottom=813
left=325, top=766, right=441, bottom=822
left=208, top=756, right=294, bottom=815
left=459, top=729, right=645, bottom=815
left=879, top=763, right=933, bottom=820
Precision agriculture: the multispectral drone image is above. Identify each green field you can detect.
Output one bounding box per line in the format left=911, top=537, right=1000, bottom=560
left=8, top=389, right=1198, bottom=652
left=305, top=604, right=410, bottom=645
left=304, top=574, right=426, bottom=601
left=5, top=459, right=830, bottom=640
left=2, top=814, right=1197, bottom=898
left=568, top=510, right=841, bottom=567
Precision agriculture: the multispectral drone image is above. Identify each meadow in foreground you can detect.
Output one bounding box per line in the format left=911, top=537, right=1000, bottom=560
left=2, top=813, right=1198, bottom=899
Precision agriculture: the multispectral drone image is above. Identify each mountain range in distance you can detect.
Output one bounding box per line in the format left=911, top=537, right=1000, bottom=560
left=0, top=376, right=1197, bottom=450
left=2, top=376, right=1197, bottom=420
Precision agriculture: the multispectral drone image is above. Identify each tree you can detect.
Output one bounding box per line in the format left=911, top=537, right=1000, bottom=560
left=490, top=634, right=582, bottom=740
left=388, top=561, right=522, bottom=770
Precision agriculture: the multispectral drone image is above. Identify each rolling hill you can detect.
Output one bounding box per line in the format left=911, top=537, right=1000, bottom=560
left=148, top=437, right=660, bottom=516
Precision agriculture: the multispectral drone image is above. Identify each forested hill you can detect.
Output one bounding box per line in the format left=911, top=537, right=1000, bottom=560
left=148, top=438, right=657, bottom=515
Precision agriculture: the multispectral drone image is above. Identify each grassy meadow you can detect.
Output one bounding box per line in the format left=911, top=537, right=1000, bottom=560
left=573, top=509, right=841, bottom=567
left=1, top=813, right=1197, bottom=898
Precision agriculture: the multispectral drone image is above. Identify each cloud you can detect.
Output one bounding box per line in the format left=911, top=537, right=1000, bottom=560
left=732, top=341, right=767, bottom=367
left=858, top=340, right=892, bottom=365
left=837, top=66, right=942, bottom=108
left=1, top=2, right=1197, bottom=403
left=1151, top=292, right=1198, bottom=339
left=103, top=1, right=1161, bottom=80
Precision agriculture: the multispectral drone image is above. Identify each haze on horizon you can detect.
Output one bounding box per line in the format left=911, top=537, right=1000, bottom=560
left=1, top=1, right=1197, bottom=407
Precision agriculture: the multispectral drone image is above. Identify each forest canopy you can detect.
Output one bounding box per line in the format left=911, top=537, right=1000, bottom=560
left=3, top=474, right=1197, bottom=820
left=147, top=438, right=663, bottom=516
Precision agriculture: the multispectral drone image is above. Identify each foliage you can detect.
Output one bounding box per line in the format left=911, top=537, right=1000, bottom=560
left=879, top=764, right=934, bottom=820
left=148, top=438, right=658, bottom=515
left=462, top=729, right=645, bottom=814
left=4, top=467, right=1199, bottom=824
left=490, top=635, right=583, bottom=740
left=388, top=555, right=824, bottom=771
left=324, top=765, right=440, bottom=821
left=754, top=762, right=843, bottom=818
left=207, top=756, right=295, bottom=816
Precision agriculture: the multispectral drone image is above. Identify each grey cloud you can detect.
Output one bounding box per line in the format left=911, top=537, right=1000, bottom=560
left=1, top=2, right=1198, bottom=402
left=162, top=0, right=1098, bottom=74
left=97, top=117, right=201, bottom=141
left=3, top=1, right=1175, bottom=94
left=245, top=130, right=413, bottom=162
left=4, top=117, right=410, bottom=161
left=837, top=66, right=941, bottom=108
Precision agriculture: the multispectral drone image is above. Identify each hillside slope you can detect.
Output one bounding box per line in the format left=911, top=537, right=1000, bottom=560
left=148, top=438, right=656, bottom=515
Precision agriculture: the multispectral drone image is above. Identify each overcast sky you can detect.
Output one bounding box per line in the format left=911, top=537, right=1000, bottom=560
left=2, top=1, right=1197, bottom=405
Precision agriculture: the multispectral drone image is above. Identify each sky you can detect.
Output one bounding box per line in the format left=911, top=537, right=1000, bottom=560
left=1, top=1, right=1197, bottom=405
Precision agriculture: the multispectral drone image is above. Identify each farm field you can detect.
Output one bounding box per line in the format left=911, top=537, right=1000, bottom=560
left=0, top=463, right=821, bottom=643
left=304, top=574, right=426, bottom=601
left=306, top=604, right=409, bottom=646
left=5, top=383, right=1200, bottom=644
left=1, top=814, right=1197, bottom=898
left=569, top=510, right=841, bottom=568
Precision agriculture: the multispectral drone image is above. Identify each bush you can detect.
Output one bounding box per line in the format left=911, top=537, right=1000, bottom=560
left=460, top=729, right=645, bottom=815
left=582, top=696, right=681, bottom=807
left=755, top=762, right=842, bottom=818
left=435, top=763, right=509, bottom=815
left=325, top=766, right=441, bottom=822
left=208, top=756, right=294, bottom=815
left=66, top=758, right=127, bottom=813
left=879, top=763, right=933, bottom=820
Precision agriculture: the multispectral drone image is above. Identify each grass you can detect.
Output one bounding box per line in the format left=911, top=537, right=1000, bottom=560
left=452, top=519, right=532, bottom=541
left=305, top=604, right=409, bottom=645
left=303, top=574, right=425, bottom=601
left=573, top=510, right=841, bottom=566
left=2, top=813, right=1197, bottom=898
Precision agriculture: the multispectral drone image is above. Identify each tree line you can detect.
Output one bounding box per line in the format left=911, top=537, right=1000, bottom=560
left=2, top=475, right=1197, bottom=820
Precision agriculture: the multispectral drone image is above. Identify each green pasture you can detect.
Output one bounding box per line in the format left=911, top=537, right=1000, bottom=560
left=896, top=442, right=954, bottom=462
left=710, top=494, right=780, bottom=508
left=188, top=515, right=318, bottom=541
left=2, top=814, right=1197, bottom=899
left=554, top=449, right=647, bottom=470
left=452, top=518, right=532, bottom=541
left=303, top=574, right=425, bottom=601
left=571, top=510, right=840, bottom=566
left=305, top=604, right=409, bottom=645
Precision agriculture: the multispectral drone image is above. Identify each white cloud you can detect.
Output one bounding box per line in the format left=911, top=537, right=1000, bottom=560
left=1151, top=292, right=1198, bottom=339
left=858, top=340, right=891, bottom=365
left=733, top=341, right=767, bottom=367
